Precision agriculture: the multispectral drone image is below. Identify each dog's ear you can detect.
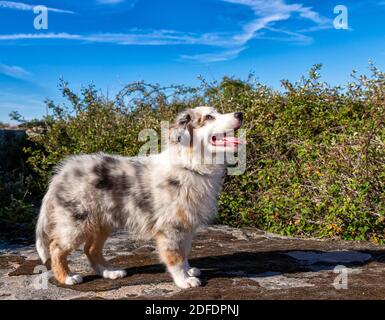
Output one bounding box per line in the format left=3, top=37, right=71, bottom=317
left=175, top=110, right=192, bottom=127
left=169, top=110, right=193, bottom=145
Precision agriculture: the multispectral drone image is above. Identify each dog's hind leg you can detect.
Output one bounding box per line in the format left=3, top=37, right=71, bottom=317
left=50, top=240, right=83, bottom=285
left=84, top=227, right=127, bottom=280
left=156, top=231, right=201, bottom=289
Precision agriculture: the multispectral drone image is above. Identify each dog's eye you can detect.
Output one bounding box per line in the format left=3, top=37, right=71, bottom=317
left=204, top=115, right=215, bottom=121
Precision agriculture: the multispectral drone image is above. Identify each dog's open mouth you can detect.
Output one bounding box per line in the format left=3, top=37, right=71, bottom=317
left=210, top=131, right=247, bottom=147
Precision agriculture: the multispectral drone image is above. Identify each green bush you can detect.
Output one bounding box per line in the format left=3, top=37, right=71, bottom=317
left=0, top=129, right=37, bottom=238
left=7, top=64, right=385, bottom=243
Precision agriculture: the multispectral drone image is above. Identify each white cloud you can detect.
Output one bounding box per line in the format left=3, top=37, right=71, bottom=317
left=96, top=0, right=138, bottom=8
left=222, top=0, right=330, bottom=44
left=0, top=33, right=82, bottom=41
left=180, top=47, right=247, bottom=63
left=223, top=0, right=329, bottom=25
left=0, top=1, right=74, bottom=14
left=0, top=0, right=331, bottom=62
left=97, top=0, right=125, bottom=4
left=0, top=63, right=31, bottom=80
left=0, top=31, right=236, bottom=46
left=0, top=31, right=195, bottom=44
left=264, top=27, right=313, bottom=44
left=180, top=0, right=330, bottom=61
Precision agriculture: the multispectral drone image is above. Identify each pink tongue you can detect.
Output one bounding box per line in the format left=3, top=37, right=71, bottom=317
left=223, top=136, right=247, bottom=145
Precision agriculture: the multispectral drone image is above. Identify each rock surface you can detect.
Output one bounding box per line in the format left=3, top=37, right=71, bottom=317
left=1, top=225, right=385, bottom=300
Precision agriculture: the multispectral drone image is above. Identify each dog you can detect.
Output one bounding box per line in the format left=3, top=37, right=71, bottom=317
left=35, top=106, right=245, bottom=288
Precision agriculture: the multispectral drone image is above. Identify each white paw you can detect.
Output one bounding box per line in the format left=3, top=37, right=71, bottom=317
left=187, top=267, right=201, bottom=277
left=176, top=276, right=201, bottom=289
left=98, top=268, right=127, bottom=280
left=65, top=273, right=83, bottom=285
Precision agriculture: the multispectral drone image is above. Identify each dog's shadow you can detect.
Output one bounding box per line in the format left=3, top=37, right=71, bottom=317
left=191, top=249, right=385, bottom=281
left=82, top=249, right=385, bottom=285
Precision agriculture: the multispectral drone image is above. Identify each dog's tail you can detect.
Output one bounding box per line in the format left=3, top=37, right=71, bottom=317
left=36, top=195, right=51, bottom=264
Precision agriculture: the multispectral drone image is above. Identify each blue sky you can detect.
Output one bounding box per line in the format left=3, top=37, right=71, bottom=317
left=0, top=0, right=385, bottom=123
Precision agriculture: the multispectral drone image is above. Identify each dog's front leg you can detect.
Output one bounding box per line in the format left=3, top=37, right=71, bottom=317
left=183, top=232, right=201, bottom=277
left=156, top=230, right=201, bottom=289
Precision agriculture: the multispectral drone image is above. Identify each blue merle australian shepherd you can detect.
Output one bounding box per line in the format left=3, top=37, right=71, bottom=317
left=35, top=106, right=245, bottom=288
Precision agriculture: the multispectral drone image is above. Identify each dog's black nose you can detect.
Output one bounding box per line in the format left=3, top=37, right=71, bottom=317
left=234, top=112, right=243, bottom=121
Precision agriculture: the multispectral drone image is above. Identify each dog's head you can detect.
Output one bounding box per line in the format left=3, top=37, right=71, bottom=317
left=169, top=106, right=246, bottom=155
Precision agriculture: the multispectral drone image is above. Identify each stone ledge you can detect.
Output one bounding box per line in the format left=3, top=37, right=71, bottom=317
left=1, top=225, right=385, bottom=300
